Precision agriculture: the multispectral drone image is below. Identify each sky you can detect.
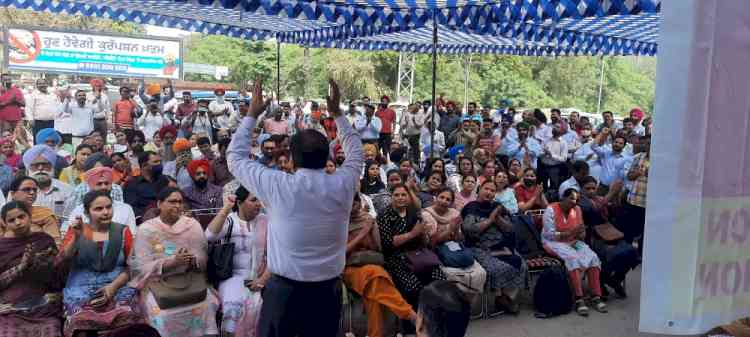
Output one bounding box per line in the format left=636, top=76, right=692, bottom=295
left=144, top=25, right=192, bottom=38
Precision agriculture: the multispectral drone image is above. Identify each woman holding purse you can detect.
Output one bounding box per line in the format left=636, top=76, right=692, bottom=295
left=129, top=187, right=220, bottom=337
left=205, top=186, right=269, bottom=337
left=377, top=184, right=445, bottom=306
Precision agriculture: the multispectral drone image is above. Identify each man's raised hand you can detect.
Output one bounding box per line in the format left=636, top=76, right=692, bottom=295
left=326, top=79, right=342, bottom=118
left=249, top=77, right=272, bottom=119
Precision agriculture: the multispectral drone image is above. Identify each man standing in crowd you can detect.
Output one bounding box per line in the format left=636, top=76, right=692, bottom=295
left=175, top=91, right=197, bottom=123
left=624, top=135, right=651, bottom=257
left=400, top=103, right=425, bottom=164
left=356, top=104, right=382, bottom=145
left=592, top=127, right=630, bottom=194
left=209, top=87, right=235, bottom=122
left=0, top=73, right=25, bottom=133
left=113, top=86, right=140, bottom=131
left=376, top=95, right=396, bottom=158
left=87, top=79, right=110, bottom=137
left=264, top=109, right=291, bottom=136
left=228, top=78, right=362, bottom=337
left=62, top=90, right=102, bottom=147
left=500, top=121, right=543, bottom=169
left=26, top=78, right=59, bottom=141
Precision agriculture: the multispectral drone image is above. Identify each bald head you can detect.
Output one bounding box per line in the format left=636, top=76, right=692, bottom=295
left=291, top=129, right=329, bottom=170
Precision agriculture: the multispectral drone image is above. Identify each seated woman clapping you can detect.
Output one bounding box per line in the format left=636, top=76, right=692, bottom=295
left=0, top=201, right=62, bottom=337
left=461, top=181, right=527, bottom=314
left=58, top=191, right=152, bottom=337
left=422, top=188, right=487, bottom=297
left=542, top=188, right=607, bottom=316
left=343, top=193, right=417, bottom=337
left=129, top=187, right=220, bottom=337
left=205, top=186, right=269, bottom=337
left=378, top=184, right=445, bottom=306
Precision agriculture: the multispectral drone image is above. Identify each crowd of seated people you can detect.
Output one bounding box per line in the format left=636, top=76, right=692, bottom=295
left=0, top=84, right=649, bottom=337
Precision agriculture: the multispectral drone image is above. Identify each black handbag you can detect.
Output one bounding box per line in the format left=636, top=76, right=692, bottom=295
left=207, top=216, right=235, bottom=285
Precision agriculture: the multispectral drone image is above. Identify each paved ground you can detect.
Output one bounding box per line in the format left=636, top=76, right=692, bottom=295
left=466, top=267, right=679, bottom=337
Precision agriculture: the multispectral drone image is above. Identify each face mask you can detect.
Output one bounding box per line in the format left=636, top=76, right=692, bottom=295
left=194, top=178, right=208, bottom=189
left=216, top=96, right=225, bottom=104
left=151, top=164, right=163, bottom=176
left=523, top=179, right=535, bottom=187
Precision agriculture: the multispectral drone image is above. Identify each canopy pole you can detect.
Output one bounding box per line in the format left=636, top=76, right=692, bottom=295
left=276, top=40, right=281, bottom=101
left=463, top=55, right=471, bottom=114
left=596, top=55, right=605, bottom=113
left=430, top=12, right=438, bottom=160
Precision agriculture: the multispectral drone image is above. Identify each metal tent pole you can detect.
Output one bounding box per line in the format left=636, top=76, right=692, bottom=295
left=430, top=12, right=438, bottom=160
left=597, top=55, right=605, bottom=113
left=463, top=55, right=471, bottom=114
left=276, top=40, right=281, bottom=101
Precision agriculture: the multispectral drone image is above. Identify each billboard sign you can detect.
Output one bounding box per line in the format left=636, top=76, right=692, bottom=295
left=5, top=27, right=182, bottom=79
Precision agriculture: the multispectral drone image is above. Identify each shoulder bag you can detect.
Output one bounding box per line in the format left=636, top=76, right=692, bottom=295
left=207, top=216, right=235, bottom=285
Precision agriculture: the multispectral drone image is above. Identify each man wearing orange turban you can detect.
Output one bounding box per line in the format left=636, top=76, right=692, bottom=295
left=163, top=138, right=194, bottom=190
left=183, top=159, right=222, bottom=222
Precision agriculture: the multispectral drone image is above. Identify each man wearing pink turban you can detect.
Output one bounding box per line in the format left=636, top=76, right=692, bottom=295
left=629, top=108, right=647, bottom=136
left=62, top=166, right=137, bottom=235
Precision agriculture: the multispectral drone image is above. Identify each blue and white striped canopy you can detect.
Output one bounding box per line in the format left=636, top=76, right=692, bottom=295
left=0, top=0, right=661, bottom=56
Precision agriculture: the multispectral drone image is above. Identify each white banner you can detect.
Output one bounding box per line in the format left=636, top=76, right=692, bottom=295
left=5, top=28, right=182, bottom=79
left=640, top=0, right=750, bottom=334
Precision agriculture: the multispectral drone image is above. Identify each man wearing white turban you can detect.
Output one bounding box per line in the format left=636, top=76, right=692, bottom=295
left=23, top=144, right=73, bottom=217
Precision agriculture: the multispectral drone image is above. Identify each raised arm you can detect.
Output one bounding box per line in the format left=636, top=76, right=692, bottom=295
left=328, top=80, right=363, bottom=183
left=226, top=78, right=280, bottom=200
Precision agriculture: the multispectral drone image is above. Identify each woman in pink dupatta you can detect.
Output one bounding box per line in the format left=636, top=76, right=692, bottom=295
left=128, top=187, right=220, bottom=337
left=206, top=186, right=268, bottom=337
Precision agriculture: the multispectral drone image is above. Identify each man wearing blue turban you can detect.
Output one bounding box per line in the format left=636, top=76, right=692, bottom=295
left=22, top=144, right=73, bottom=217
left=35, top=128, right=62, bottom=147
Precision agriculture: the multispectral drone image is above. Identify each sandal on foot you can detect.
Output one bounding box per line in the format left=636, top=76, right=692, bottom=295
left=591, top=296, right=608, bottom=313
left=575, top=299, right=589, bottom=317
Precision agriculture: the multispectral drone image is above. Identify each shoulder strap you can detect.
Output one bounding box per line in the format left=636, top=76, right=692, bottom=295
left=223, top=215, right=234, bottom=243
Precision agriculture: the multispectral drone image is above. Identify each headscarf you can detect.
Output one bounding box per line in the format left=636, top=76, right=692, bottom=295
left=158, top=125, right=178, bottom=139
left=22, top=145, right=57, bottom=170
left=83, top=152, right=113, bottom=171
left=35, top=128, right=61, bottom=145
left=172, top=138, right=191, bottom=153
left=84, top=166, right=113, bottom=189
left=186, top=159, right=211, bottom=178
left=146, top=83, right=161, bottom=96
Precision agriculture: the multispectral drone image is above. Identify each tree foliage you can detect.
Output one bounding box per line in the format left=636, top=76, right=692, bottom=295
left=0, top=8, right=655, bottom=114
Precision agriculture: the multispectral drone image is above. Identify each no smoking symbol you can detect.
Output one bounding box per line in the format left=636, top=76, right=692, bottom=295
left=8, top=30, right=42, bottom=64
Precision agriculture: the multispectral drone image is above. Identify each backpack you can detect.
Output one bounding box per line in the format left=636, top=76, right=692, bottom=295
left=533, top=264, right=573, bottom=318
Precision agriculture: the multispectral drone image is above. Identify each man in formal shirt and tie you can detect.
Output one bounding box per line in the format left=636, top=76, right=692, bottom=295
left=227, top=78, right=363, bottom=337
